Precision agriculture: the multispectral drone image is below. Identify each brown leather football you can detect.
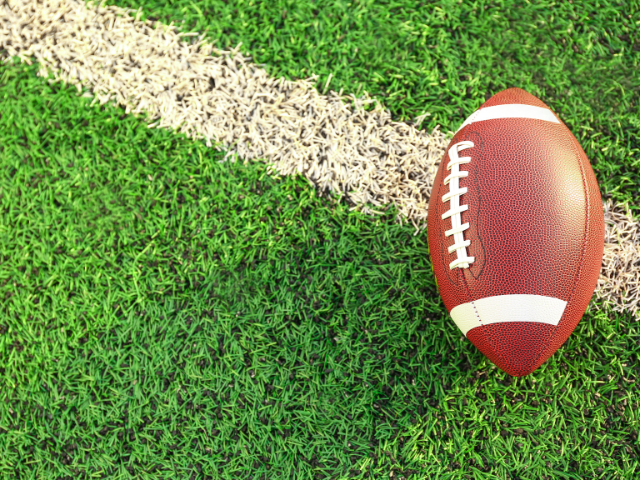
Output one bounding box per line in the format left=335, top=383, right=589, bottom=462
left=427, top=87, right=605, bottom=377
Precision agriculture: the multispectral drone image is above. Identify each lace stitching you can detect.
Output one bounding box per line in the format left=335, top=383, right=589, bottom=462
left=441, top=140, right=475, bottom=270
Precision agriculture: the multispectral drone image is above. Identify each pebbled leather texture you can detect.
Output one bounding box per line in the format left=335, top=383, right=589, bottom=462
left=427, top=87, right=605, bottom=377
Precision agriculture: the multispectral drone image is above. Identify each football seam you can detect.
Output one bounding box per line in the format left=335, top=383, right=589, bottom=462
left=459, top=256, right=516, bottom=374
left=528, top=125, right=592, bottom=373
left=455, top=122, right=513, bottom=374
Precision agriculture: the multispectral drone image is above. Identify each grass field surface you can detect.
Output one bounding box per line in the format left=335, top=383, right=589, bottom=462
left=0, top=0, right=639, bottom=478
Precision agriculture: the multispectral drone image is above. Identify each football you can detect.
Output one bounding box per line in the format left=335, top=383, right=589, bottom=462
left=427, top=87, right=605, bottom=377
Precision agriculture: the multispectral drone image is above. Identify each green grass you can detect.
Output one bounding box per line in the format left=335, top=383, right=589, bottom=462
left=0, top=0, right=639, bottom=479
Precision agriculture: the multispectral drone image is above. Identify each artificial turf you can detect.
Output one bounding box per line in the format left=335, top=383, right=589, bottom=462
left=0, top=0, right=639, bottom=478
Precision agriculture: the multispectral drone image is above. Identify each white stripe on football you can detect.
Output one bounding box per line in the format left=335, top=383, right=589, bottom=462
left=455, top=103, right=560, bottom=134
left=450, top=294, right=567, bottom=336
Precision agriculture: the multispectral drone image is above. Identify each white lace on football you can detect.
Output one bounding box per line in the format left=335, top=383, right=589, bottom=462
left=442, top=140, right=475, bottom=270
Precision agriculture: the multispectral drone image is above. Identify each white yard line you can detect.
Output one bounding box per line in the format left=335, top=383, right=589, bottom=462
left=0, top=0, right=637, bottom=319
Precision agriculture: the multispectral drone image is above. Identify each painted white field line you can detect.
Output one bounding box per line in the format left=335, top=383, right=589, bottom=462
left=0, top=0, right=637, bottom=319
left=0, top=0, right=448, bottom=233
left=598, top=200, right=640, bottom=320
